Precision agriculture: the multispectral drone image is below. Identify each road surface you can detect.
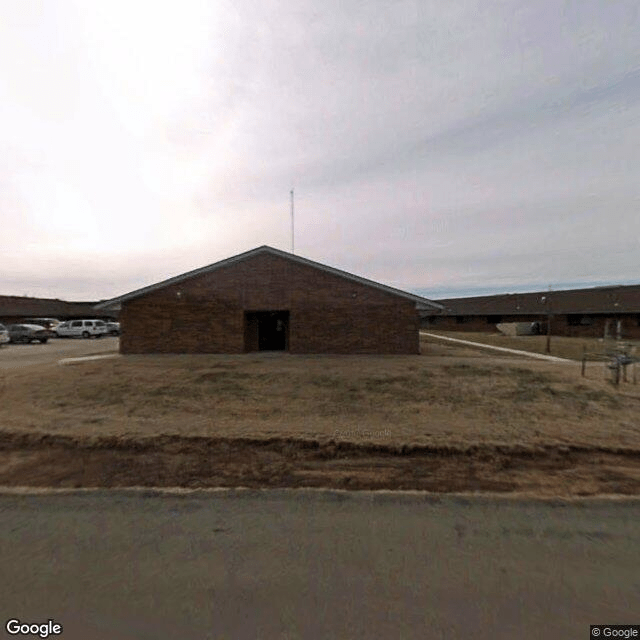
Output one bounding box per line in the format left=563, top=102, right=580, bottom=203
left=0, top=490, right=637, bottom=639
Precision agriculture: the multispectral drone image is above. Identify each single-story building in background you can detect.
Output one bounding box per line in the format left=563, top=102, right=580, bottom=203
left=0, top=296, right=117, bottom=326
left=97, top=245, right=442, bottom=354
left=422, top=284, right=640, bottom=339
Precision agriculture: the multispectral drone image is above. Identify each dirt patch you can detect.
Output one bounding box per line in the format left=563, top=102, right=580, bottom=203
left=1, top=431, right=639, bottom=496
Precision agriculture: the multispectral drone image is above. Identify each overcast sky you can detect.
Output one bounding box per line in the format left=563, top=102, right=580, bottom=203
left=1, top=1, right=639, bottom=301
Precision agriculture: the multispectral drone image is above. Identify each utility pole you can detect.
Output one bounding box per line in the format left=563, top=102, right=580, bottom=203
left=290, top=189, right=295, bottom=254
left=546, top=284, right=552, bottom=354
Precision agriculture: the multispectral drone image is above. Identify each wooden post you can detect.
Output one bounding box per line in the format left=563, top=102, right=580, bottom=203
left=581, top=346, right=586, bottom=377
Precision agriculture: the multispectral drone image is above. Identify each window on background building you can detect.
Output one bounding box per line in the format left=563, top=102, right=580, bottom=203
left=486, top=315, right=502, bottom=324
left=455, top=316, right=469, bottom=324
left=567, top=315, right=594, bottom=326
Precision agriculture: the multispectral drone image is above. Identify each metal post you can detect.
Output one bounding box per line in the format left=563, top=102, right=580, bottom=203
left=290, top=189, right=295, bottom=254
left=545, top=285, right=552, bottom=354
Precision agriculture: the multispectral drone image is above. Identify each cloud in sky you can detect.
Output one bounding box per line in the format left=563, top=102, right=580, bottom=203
left=1, top=0, right=639, bottom=300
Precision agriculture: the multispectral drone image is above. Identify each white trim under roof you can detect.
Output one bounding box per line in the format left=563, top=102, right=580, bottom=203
left=95, top=246, right=443, bottom=311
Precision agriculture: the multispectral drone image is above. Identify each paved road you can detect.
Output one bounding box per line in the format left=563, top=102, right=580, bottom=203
left=0, top=337, right=118, bottom=369
left=0, top=490, right=637, bottom=639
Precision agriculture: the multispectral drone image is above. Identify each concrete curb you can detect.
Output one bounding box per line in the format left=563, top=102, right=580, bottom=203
left=58, top=354, right=119, bottom=365
left=0, top=486, right=638, bottom=504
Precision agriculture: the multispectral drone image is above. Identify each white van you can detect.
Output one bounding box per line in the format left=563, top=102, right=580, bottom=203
left=55, top=319, right=109, bottom=339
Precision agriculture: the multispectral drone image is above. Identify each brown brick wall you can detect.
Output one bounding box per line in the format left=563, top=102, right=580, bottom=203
left=561, top=315, right=640, bottom=339
left=120, top=253, right=419, bottom=354
left=422, top=316, right=504, bottom=333
left=422, top=314, right=556, bottom=333
left=422, top=314, right=640, bottom=339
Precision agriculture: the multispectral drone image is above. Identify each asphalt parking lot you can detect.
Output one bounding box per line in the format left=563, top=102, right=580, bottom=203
left=0, top=336, right=119, bottom=370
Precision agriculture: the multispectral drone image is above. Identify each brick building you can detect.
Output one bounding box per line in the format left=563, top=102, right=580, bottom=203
left=422, top=284, right=640, bottom=339
left=97, top=246, right=442, bottom=354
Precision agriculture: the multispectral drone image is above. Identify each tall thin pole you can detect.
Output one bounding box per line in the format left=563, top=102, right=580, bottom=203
left=290, top=188, right=295, bottom=254
left=546, top=284, right=552, bottom=354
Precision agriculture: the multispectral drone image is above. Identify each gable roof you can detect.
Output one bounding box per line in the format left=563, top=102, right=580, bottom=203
left=96, top=245, right=443, bottom=311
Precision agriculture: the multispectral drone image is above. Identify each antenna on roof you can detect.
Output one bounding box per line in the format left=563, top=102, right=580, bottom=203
left=546, top=284, right=552, bottom=354
left=290, top=188, right=295, bottom=254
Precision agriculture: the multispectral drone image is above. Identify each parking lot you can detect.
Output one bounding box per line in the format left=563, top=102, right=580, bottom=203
left=0, top=337, right=119, bottom=370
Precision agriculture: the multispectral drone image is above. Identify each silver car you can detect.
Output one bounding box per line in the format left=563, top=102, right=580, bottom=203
left=55, top=319, right=109, bottom=339
left=8, top=324, right=54, bottom=344
left=105, top=321, right=120, bottom=336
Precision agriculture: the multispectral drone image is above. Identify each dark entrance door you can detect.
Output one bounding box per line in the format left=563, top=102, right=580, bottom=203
left=244, top=311, right=289, bottom=351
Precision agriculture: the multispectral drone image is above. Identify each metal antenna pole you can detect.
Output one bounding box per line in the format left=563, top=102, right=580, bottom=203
left=290, top=188, right=295, bottom=254
left=546, top=284, right=552, bottom=354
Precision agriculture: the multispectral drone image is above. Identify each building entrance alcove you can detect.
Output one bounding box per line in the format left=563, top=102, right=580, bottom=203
left=244, top=310, right=289, bottom=351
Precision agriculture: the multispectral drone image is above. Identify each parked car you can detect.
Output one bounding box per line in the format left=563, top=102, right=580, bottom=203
left=0, top=323, right=9, bottom=346
left=8, top=324, right=54, bottom=344
left=23, top=317, right=61, bottom=331
left=55, top=319, right=109, bottom=338
left=105, top=321, right=120, bottom=336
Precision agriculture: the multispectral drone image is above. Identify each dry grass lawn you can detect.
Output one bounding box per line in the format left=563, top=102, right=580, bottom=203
left=1, top=338, right=639, bottom=450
